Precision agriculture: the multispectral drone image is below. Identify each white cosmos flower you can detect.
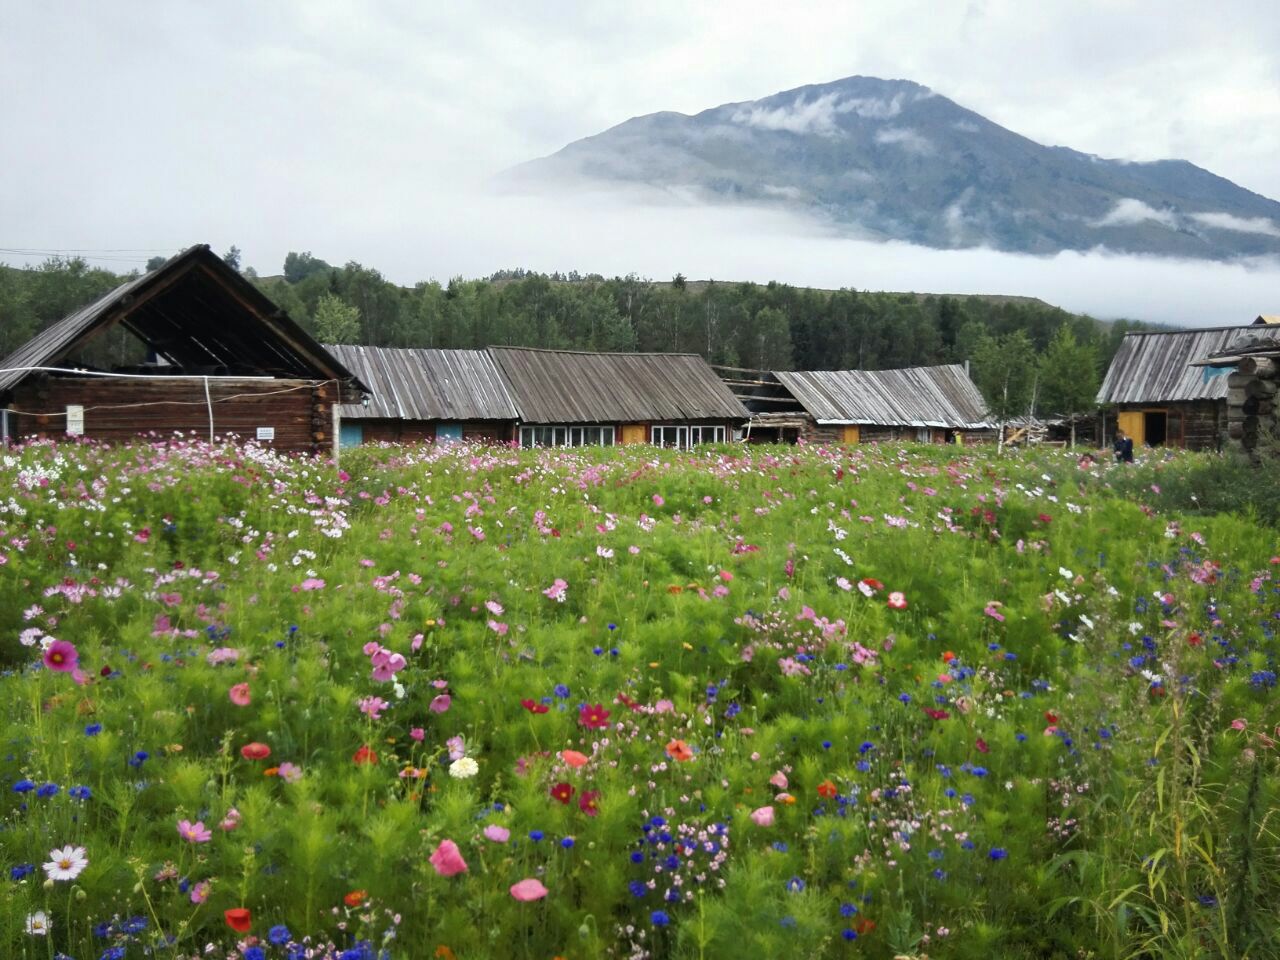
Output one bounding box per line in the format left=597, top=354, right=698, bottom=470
left=25, top=911, right=50, bottom=935
left=43, top=844, right=88, bottom=881
left=449, top=757, right=479, bottom=779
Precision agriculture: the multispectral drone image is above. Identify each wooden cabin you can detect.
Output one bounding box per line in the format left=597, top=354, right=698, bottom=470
left=489, top=347, right=748, bottom=448
left=0, top=246, right=365, bottom=454
left=1096, top=327, right=1254, bottom=451
left=1190, top=328, right=1280, bottom=461
left=720, top=364, right=995, bottom=444
left=324, top=345, right=520, bottom=446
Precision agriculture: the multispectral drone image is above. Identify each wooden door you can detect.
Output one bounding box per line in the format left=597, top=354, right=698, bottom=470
left=1117, top=410, right=1144, bottom=447
left=620, top=424, right=646, bottom=445
left=842, top=425, right=860, bottom=444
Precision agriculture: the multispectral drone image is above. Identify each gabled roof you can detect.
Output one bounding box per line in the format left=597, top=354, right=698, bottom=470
left=1097, top=326, right=1253, bottom=404
left=489, top=347, right=748, bottom=424
left=324, top=345, right=520, bottom=421
left=774, top=364, right=993, bottom=428
left=0, top=245, right=365, bottom=393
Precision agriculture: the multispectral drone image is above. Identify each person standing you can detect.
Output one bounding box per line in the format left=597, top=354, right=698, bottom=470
left=1113, top=429, right=1134, bottom=464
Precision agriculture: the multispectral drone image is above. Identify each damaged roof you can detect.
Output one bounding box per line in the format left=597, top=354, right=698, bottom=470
left=324, top=345, right=520, bottom=421
left=1097, top=326, right=1254, bottom=404
left=0, top=245, right=365, bottom=394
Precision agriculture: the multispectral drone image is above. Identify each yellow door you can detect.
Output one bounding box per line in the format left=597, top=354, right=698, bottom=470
left=842, top=425, right=860, bottom=444
left=1117, top=410, right=1144, bottom=447
left=621, top=424, right=647, bottom=445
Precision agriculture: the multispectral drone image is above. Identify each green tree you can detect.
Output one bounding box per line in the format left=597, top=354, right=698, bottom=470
left=223, top=246, right=242, bottom=272
left=1038, top=326, right=1100, bottom=447
left=145, top=256, right=167, bottom=272
left=971, top=330, right=1037, bottom=453
left=313, top=293, right=361, bottom=344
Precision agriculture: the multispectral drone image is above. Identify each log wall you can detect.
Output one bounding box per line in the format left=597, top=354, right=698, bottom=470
left=8, top=376, right=330, bottom=455
left=1225, top=357, right=1279, bottom=462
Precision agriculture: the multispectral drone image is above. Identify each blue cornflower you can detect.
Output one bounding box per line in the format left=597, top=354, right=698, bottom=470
left=821, top=740, right=832, bottom=750
left=10, top=863, right=35, bottom=880
left=1015, top=732, right=1028, bottom=742
left=785, top=876, right=805, bottom=893
left=592, top=646, right=604, bottom=655
left=971, top=766, right=988, bottom=777
left=269, top=925, right=292, bottom=945
left=858, top=741, right=874, bottom=754
left=128, top=750, right=149, bottom=768
left=839, top=902, right=858, bottom=917
left=36, top=783, right=60, bottom=798
left=100, top=948, right=127, bottom=960
left=988, top=848, right=1008, bottom=861
left=69, top=785, right=92, bottom=800
left=92, top=921, right=113, bottom=938
left=629, top=881, right=648, bottom=897
left=842, top=929, right=858, bottom=941
left=898, top=693, right=912, bottom=703
left=779, top=916, right=797, bottom=928
left=244, top=947, right=266, bottom=960
left=650, top=816, right=667, bottom=827
left=610, top=647, right=620, bottom=657
left=84, top=723, right=102, bottom=736
left=561, top=837, right=575, bottom=849
left=772, top=841, right=789, bottom=853
left=12, top=779, right=35, bottom=793
left=651, top=910, right=669, bottom=927
left=553, top=684, right=570, bottom=698
left=529, top=830, right=544, bottom=841
left=121, top=916, right=148, bottom=934
left=664, top=855, right=679, bottom=870
left=856, top=760, right=871, bottom=772
left=630, top=851, right=644, bottom=863
left=607, top=623, right=617, bottom=631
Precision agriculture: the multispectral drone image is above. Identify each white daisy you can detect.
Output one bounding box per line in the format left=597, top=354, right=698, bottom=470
left=25, top=911, right=50, bottom=935
left=43, top=844, right=89, bottom=881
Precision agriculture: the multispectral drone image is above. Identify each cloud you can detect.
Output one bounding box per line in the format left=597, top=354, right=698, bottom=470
left=760, top=184, right=806, bottom=200
left=874, top=127, right=934, bottom=154
left=731, top=91, right=846, bottom=136
left=836, top=93, right=906, bottom=119
left=1092, top=198, right=1178, bottom=228
left=952, top=120, right=980, bottom=133
left=1189, top=211, right=1280, bottom=237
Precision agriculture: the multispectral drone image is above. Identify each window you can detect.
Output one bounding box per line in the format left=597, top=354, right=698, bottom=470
left=651, top=425, right=726, bottom=449
left=519, top=425, right=615, bottom=448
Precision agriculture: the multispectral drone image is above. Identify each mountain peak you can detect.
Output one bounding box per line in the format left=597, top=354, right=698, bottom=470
left=505, top=77, right=1280, bottom=261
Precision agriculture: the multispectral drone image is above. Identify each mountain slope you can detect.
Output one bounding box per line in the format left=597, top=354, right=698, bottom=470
left=505, top=76, right=1280, bottom=260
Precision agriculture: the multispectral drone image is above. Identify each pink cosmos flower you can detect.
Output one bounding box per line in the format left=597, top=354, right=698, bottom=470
left=277, top=762, right=303, bottom=783
left=510, top=878, right=549, bottom=901
left=769, top=771, right=789, bottom=789
left=177, top=819, right=212, bottom=843
left=750, top=805, right=775, bottom=827
left=219, top=808, right=241, bottom=832
left=228, top=683, right=251, bottom=707
left=429, top=694, right=452, bottom=714
left=483, top=824, right=510, bottom=843
left=543, top=578, right=569, bottom=602
left=409, top=727, right=426, bottom=742
left=1230, top=718, right=1248, bottom=731
left=485, top=600, right=504, bottom=615
left=429, top=839, right=468, bottom=877
left=43, top=640, right=78, bottom=673
left=652, top=494, right=665, bottom=507
left=358, top=696, right=389, bottom=720
left=190, top=880, right=210, bottom=904
left=983, top=603, right=1006, bottom=622
left=299, top=578, right=326, bottom=591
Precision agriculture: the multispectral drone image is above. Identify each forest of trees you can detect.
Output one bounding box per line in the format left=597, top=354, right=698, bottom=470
left=0, top=249, right=1157, bottom=420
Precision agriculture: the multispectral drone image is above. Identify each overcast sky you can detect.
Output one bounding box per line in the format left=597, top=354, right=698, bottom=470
left=3, top=0, right=1278, bottom=324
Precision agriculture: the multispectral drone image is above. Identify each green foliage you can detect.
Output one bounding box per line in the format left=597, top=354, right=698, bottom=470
left=971, top=329, right=1037, bottom=425
left=313, top=292, right=362, bottom=344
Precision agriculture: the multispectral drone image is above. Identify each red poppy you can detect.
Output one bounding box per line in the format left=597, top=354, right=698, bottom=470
left=860, top=578, right=884, bottom=592
left=549, top=782, right=575, bottom=805
left=578, top=790, right=601, bottom=816
left=941, top=651, right=956, bottom=663
left=615, top=693, right=643, bottom=712
left=923, top=708, right=950, bottom=720
left=520, top=698, right=549, bottom=714
left=344, top=890, right=367, bottom=907
left=353, top=745, right=378, bottom=765
left=816, top=779, right=838, bottom=799
left=665, top=739, right=694, bottom=762
left=1187, top=633, right=1203, bottom=647
left=224, top=908, right=252, bottom=933
left=1044, top=711, right=1059, bottom=724
left=578, top=703, right=611, bottom=729
left=854, top=917, right=876, bottom=935
left=975, top=738, right=990, bottom=754
left=240, top=742, right=271, bottom=761
left=1037, top=513, right=1052, bottom=524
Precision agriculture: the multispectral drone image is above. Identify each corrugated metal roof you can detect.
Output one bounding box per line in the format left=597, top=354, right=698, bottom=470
left=325, top=345, right=520, bottom=421
left=775, top=365, right=993, bottom=428
left=1097, top=326, right=1254, bottom=404
left=490, top=347, right=748, bottom=424
left=0, top=245, right=365, bottom=394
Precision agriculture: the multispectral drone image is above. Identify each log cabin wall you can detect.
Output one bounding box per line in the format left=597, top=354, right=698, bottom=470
left=9, top=376, right=326, bottom=455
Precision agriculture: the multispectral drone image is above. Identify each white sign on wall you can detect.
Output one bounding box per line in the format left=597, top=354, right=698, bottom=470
left=256, top=426, right=276, bottom=441
left=65, top=405, right=85, bottom=436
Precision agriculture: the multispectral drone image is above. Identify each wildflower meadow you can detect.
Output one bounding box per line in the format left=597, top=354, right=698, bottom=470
left=1, top=438, right=1277, bottom=960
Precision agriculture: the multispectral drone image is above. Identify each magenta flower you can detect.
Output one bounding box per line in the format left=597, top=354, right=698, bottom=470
left=483, top=824, right=510, bottom=843
left=42, top=640, right=78, bottom=673
left=750, top=805, right=775, bottom=827
left=429, top=839, right=468, bottom=877
left=177, top=819, right=212, bottom=843
left=510, top=878, right=549, bottom=901
left=409, top=727, right=426, bottom=742
left=228, top=683, right=251, bottom=707
left=429, top=694, right=452, bottom=714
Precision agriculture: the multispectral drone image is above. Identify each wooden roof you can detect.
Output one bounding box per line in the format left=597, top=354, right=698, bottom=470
left=0, top=245, right=365, bottom=395
left=1191, top=328, right=1280, bottom=366
left=324, top=345, right=520, bottom=421
left=1097, top=326, right=1253, bottom=404
left=774, top=364, right=993, bottom=428
left=489, top=347, right=748, bottom=424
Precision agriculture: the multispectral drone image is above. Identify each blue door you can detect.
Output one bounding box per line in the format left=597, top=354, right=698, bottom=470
left=339, top=422, right=364, bottom=448
left=436, top=423, right=463, bottom=443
